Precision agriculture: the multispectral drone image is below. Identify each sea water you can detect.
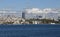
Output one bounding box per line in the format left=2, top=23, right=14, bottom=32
left=0, top=24, right=60, bottom=37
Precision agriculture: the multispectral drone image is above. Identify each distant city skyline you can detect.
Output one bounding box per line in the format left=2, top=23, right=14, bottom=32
left=0, top=0, right=60, bottom=11
left=0, top=8, right=59, bottom=21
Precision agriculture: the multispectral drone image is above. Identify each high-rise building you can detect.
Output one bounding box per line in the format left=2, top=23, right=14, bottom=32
left=58, top=16, right=60, bottom=21
left=22, top=11, right=25, bottom=19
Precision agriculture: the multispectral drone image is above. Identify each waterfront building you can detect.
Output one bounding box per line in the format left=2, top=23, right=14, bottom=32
left=36, top=15, right=42, bottom=19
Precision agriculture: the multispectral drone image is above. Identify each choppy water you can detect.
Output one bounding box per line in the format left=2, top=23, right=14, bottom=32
left=0, top=24, right=60, bottom=37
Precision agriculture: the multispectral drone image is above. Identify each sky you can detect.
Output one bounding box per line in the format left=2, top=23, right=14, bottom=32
left=0, top=0, right=60, bottom=11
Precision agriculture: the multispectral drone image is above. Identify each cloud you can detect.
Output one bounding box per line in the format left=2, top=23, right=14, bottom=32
left=0, top=8, right=17, bottom=13
left=0, top=8, right=60, bottom=14
left=25, top=8, right=59, bottom=13
left=26, top=8, right=43, bottom=13
left=43, top=8, right=52, bottom=13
